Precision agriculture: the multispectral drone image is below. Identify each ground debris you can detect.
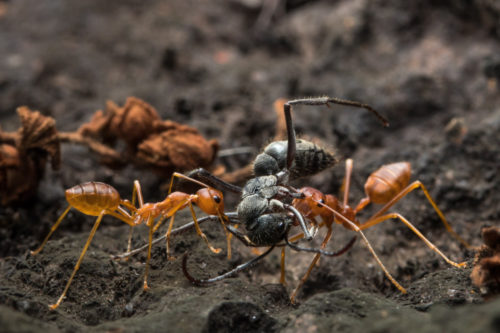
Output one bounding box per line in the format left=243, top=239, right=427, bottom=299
left=471, top=226, right=500, bottom=298
left=0, top=107, right=60, bottom=205
left=0, top=98, right=219, bottom=204
left=76, top=97, right=219, bottom=175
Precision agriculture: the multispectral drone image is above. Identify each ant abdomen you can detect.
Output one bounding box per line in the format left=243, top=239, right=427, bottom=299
left=65, top=182, right=120, bottom=216
left=364, top=162, right=411, bottom=204
left=253, top=140, right=337, bottom=179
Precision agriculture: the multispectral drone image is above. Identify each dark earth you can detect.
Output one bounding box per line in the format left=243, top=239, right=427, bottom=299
left=1, top=0, right=500, bottom=332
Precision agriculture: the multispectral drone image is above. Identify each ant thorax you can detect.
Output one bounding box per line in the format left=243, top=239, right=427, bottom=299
left=238, top=175, right=281, bottom=222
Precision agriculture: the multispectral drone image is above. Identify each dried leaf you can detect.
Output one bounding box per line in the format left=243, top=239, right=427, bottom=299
left=17, top=106, right=61, bottom=169
left=78, top=101, right=119, bottom=139
left=0, top=144, right=38, bottom=205
left=109, top=97, right=161, bottom=148
left=471, top=226, right=500, bottom=297
left=137, top=128, right=218, bottom=175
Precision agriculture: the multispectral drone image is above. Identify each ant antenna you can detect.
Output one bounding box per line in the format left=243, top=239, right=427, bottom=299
left=285, top=234, right=357, bottom=256
left=283, top=96, right=389, bottom=174
left=182, top=246, right=275, bottom=286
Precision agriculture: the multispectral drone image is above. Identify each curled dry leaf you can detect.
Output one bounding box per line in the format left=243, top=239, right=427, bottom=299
left=137, top=127, right=219, bottom=176
left=470, top=226, right=500, bottom=297
left=78, top=97, right=219, bottom=174
left=109, top=97, right=160, bottom=148
left=78, top=100, right=119, bottom=142
left=79, top=97, right=161, bottom=149
left=17, top=106, right=61, bottom=169
left=0, top=107, right=62, bottom=205
left=0, top=143, right=38, bottom=205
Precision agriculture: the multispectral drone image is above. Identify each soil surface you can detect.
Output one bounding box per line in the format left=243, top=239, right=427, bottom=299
left=1, top=1, right=500, bottom=332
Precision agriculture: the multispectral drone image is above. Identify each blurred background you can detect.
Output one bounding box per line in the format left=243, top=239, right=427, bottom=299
left=0, top=0, right=499, bottom=331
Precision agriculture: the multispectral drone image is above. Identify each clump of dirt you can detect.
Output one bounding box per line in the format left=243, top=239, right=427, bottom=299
left=471, top=226, right=500, bottom=297
left=1, top=0, right=500, bottom=332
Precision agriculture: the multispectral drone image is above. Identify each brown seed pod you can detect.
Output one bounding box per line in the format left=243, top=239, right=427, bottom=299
left=137, top=127, right=219, bottom=176
left=0, top=143, right=38, bottom=205
left=471, top=226, right=500, bottom=297
left=109, top=97, right=161, bottom=149
left=17, top=106, right=61, bottom=169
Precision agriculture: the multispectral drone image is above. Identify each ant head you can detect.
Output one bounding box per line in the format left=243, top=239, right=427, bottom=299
left=196, top=188, right=225, bottom=215
left=299, top=187, right=328, bottom=216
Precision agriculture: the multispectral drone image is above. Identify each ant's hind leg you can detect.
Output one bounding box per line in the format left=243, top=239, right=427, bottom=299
left=369, top=181, right=469, bottom=248
left=290, top=226, right=334, bottom=304
left=360, top=213, right=466, bottom=268
left=49, top=210, right=107, bottom=310
left=31, top=205, right=72, bottom=255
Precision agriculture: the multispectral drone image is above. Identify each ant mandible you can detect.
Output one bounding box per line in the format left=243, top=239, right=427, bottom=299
left=181, top=96, right=388, bottom=287
left=287, top=158, right=469, bottom=303
left=31, top=173, right=227, bottom=310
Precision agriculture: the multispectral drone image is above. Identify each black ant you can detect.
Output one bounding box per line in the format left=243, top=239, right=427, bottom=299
left=181, top=97, right=389, bottom=295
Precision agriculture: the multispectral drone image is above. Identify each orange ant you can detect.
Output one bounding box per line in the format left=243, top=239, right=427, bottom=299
left=31, top=181, right=140, bottom=310
left=31, top=173, right=228, bottom=310
left=286, top=158, right=469, bottom=303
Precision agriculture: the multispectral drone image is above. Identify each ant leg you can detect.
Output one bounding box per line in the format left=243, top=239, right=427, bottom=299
left=119, top=180, right=144, bottom=256
left=282, top=203, right=312, bottom=241
left=111, top=217, right=194, bottom=260
left=342, top=159, right=354, bottom=207
left=226, top=225, right=256, bottom=247
left=133, top=180, right=145, bottom=207
left=218, top=212, right=233, bottom=259
left=369, top=181, right=469, bottom=248
left=187, top=168, right=242, bottom=194
left=280, top=248, right=287, bottom=285
left=285, top=232, right=356, bottom=257
left=111, top=213, right=241, bottom=260
left=182, top=246, right=275, bottom=285
left=313, top=199, right=407, bottom=293
left=105, top=209, right=136, bottom=227
left=164, top=215, right=177, bottom=260
left=103, top=208, right=138, bottom=260
left=143, top=215, right=157, bottom=290
left=31, top=205, right=72, bottom=255
left=187, top=202, right=221, bottom=254
left=289, top=231, right=356, bottom=304
left=359, top=213, right=466, bottom=268
left=49, top=210, right=107, bottom=310
left=290, top=225, right=333, bottom=304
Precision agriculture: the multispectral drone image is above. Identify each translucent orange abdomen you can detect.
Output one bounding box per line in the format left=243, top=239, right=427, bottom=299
left=65, top=182, right=120, bottom=216
left=364, top=162, right=411, bottom=204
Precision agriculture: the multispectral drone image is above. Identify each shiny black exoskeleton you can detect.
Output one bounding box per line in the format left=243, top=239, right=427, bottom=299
left=189, top=97, right=388, bottom=248
left=237, top=138, right=338, bottom=246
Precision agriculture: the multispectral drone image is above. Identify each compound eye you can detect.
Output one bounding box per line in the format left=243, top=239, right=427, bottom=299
left=213, top=195, right=221, bottom=204
left=317, top=198, right=325, bottom=207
